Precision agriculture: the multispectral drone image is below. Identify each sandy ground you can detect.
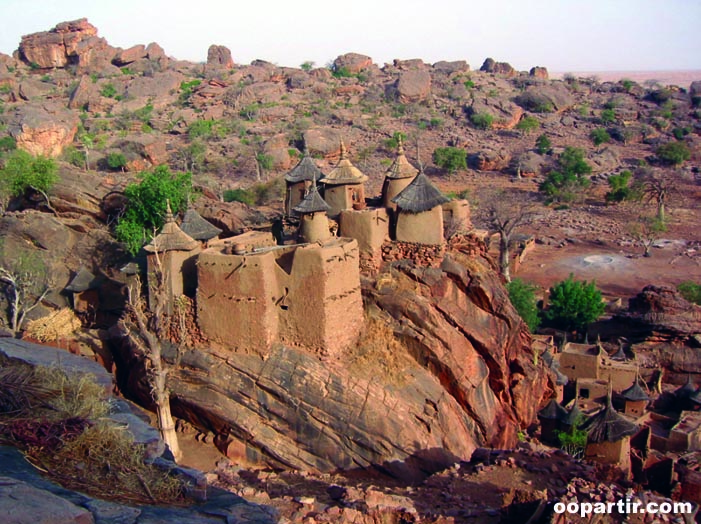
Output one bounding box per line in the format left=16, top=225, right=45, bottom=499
left=551, top=70, right=701, bottom=89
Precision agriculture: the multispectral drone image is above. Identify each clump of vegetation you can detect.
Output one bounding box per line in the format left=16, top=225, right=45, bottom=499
left=115, top=166, right=192, bottom=255
left=539, top=147, right=592, bottom=203
left=300, top=61, right=315, bottom=71
left=506, top=278, right=540, bottom=332
left=515, top=115, right=540, bottom=133
left=470, top=112, right=494, bottom=130
left=0, top=149, right=58, bottom=210
left=677, top=281, right=701, bottom=305
left=599, top=108, right=616, bottom=124
left=383, top=131, right=407, bottom=150
left=605, top=170, right=637, bottom=203
left=432, top=146, right=467, bottom=174
left=178, top=79, right=201, bottom=106
left=515, top=92, right=555, bottom=113
left=535, top=134, right=552, bottom=155
left=656, top=141, right=690, bottom=166
left=187, top=119, right=226, bottom=140
left=223, top=177, right=284, bottom=207
left=544, top=274, right=605, bottom=332
left=590, top=128, right=611, bottom=145
left=99, top=83, right=117, bottom=98
left=348, top=314, right=410, bottom=385
left=106, top=152, right=127, bottom=171
left=555, top=417, right=588, bottom=459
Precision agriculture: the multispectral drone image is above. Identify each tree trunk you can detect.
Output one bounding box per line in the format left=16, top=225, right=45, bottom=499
left=150, top=341, right=181, bottom=461
left=499, top=234, right=511, bottom=282
left=657, top=200, right=665, bottom=223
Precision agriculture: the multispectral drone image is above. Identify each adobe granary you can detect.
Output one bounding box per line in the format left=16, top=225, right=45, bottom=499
left=538, top=398, right=568, bottom=445
left=620, top=376, right=650, bottom=418
left=391, top=169, right=449, bottom=245
left=292, top=182, right=332, bottom=244
left=144, top=202, right=200, bottom=315
left=581, top=393, right=638, bottom=473
left=284, top=149, right=324, bottom=217
left=196, top=237, right=363, bottom=358
left=319, top=141, right=368, bottom=218
left=381, top=135, right=418, bottom=210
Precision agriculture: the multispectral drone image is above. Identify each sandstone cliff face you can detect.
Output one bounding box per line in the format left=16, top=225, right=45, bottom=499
left=111, top=247, right=550, bottom=478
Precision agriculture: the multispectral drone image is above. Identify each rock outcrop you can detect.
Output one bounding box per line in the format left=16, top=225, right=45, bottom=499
left=333, top=53, right=373, bottom=74
left=480, top=58, right=516, bottom=77
left=7, top=103, right=79, bottom=157
left=207, top=44, right=234, bottom=70
left=17, top=19, right=114, bottom=72
left=111, top=244, right=550, bottom=478
left=616, top=285, right=701, bottom=342
left=395, top=70, right=432, bottom=103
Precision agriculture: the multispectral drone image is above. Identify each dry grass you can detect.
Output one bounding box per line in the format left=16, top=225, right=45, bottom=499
left=25, top=308, right=81, bottom=342
left=347, top=314, right=412, bottom=385
left=0, top=361, right=188, bottom=506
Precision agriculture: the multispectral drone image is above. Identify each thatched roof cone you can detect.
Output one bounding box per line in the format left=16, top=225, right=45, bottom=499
left=285, top=149, right=325, bottom=183
left=392, top=170, right=449, bottom=213
left=563, top=403, right=582, bottom=426
left=180, top=208, right=222, bottom=241
left=293, top=184, right=331, bottom=214
left=144, top=201, right=199, bottom=253
left=580, top=396, right=638, bottom=443
left=385, top=136, right=419, bottom=180
left=621, top=379, right=650, bottom=402
left=538, top=399, right=568, bottom=421
left=65, top=267, right=101, bottom=293
left=675, top=375, right=696, bottom=400
left=320, top=141, right=368, bottom=185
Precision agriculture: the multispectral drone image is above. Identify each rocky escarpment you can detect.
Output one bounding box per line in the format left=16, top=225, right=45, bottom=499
left=111, top=245, right=550, bottom=479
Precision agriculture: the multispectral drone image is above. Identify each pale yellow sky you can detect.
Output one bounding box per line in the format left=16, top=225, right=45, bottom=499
left=1, top=0, right=699, bottom=72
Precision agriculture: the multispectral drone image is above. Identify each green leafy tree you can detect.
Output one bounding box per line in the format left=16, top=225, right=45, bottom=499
left=300, top=61, right=315, bottom=71
left=539, top=147, right=592, bottom=203
left=106, top=152, right=127, bottom=171
left=555, top=417, right=588, bottom=459
left=629, top=214, right=667, bottom=257
left=115, top=166, right=192, bottom=255
left=0, top=136, right=17, bottom=156
left=0, top=149, right=58, bottom=212
left=507, top=279, right=541, bottom=332
left=677, top=281, right=701, bottom=305
left=605, top=170, right=636, bottom=203
left=656, top=141, right=690, bottom=166
left=535, top=134, right=552, bottom=155
left=383, top=131, right=407, bottom=151
left=432, top=146, right=467, bottom=174
left=599, top=108, right=616, bottom=124
left=545, top=275, right=605, bottom=332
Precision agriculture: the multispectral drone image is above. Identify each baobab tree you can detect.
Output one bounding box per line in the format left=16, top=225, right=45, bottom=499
left=0, top=247, right=52, bottom=334
left=482, top=191, right=540, bottom=282
left=636, top=167, right=679, bottom=223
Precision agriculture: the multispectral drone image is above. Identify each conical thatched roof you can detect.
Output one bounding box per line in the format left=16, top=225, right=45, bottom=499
left=611, top=344, right=627, bottom=361
left=621, top=379, right=650, bottom=402
left=293, top=184, right=330, bottom=214
left=675, top=375, right=696, bottom=400
left=180, top=208, right=222, bottom=241
left=552, top=365, right=569, bottom=386
left=285, top=150, right=325, bottom=183
left=384, top=136, right=418, bottom=180
left=392, top=170, right=449, bottom=213
left=563, top=403, right=582, bottom=426
left=541, top=347, right=555, bottom=367
left=319, top=141, right=368, bottom=185
left=580, top=396, right=638, bottom=443
left=144, top=202, right=199, bottom=253
left=689, top=388, right=701, bottom=405
left=538, top=399, right=568, bottom=421
left=64, top=267, right=102, bottom=293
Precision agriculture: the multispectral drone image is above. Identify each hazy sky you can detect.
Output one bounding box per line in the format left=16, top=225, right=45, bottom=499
left=0, top=0, right=698, bottom=72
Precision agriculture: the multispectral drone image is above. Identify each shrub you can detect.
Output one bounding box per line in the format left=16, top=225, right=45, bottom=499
left=677, top=281, right=701, bottom=305
left=223, top=188, right=255, bottom=205
left=507, top=279, right=541, bottom=332
left=99, top=83, right=117, bottom=98
left=115, top=166, right=192, bottom=255
left=590, top=128, right=611, bottom=145
left=535, top=134, right=552, bottom=155
left=62, top=146, right=85, bottom=168
left=605, top=170, right=635, bottom=203
left=600, top=108, right=616, bottom=124
left=188, top=119, right=221, bottom=140
left=0, top=136, right=17, bottom=154
left=656, top=141, right=690, bottom=165
left=332, top=66, right=353, bottom=78
left=545, top=275, right=605, bottom=332
left=470, top=112, right=494, bottom=130
left=432, top=147, right=467, bottom=174
left=255, top=152, right=274, bottom=171
left=620, top=79, right=635, bottom=92
left=515, top=115, right=540, bottom=133
left=383, top=131, right=407, bottom=150
left=300, top=61, right=314, bottom=71
left=539, top=147, right=591, bottom=203
left=106, top=152, right=127, bottom=171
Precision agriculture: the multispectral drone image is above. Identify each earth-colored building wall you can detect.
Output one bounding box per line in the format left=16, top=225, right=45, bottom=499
left=442, top=199, right=472, bottom=230
left=299, top=213, right=331, bottom=243
left=339, top=208, right=390, bottom=253
left=395, top=206, right=444, bottom=245
left=323, top=184, right=364, bottom=218
left=624, top=399, right=647, bottom=418
left=197, top=239, right=362, bottom=358
left=599, top=362, right=638, bottom=391
left=285, top=180, right=312, bottom=216
left=382, top=177, right=413, bottom=210
left=559, top=349, right=601, bottom=381
left=148, top=247, right=200, bottom=315
left=586, top=437, right=631, bottom=472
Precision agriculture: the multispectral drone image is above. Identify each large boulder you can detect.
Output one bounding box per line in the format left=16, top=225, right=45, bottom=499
left=111, top=245, right=550, bottom=477
left=395, top=70, right=432, bottom=103
left=469, top=148, right=512, bottom=171
left=7, top=103, right=79, bottom=158
left=112, top=44, right=147, bottom=66
left=206, top=44, right=234, bottom=70
left=333, top=53, right=373, bottom=74
left=468, top=97, right=523, bottom=130
left=18, top=19, right=114, bottom=72
left=302, top=127, right=343, bottom=158
left=529, top=66, right=549, bottom=79
left=480, top=58, right=516, bottom=77
left=432, top=60, right=470, bottom=74
left=514, top=84, right=574, bottom=113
